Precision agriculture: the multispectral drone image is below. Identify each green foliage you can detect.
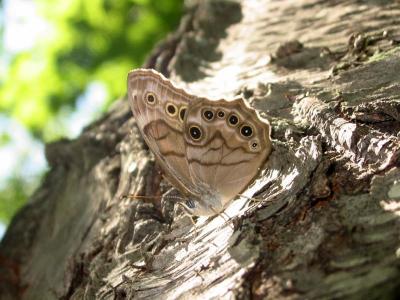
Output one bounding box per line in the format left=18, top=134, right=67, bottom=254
left=0, top=0, right=183, bottom=140
left=0, top=0, right=183, bottom=225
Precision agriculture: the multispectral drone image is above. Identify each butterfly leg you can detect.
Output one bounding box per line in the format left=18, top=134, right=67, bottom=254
left=173, top=202, right=200, bottom=237
left=161, top=188, right=187, bottom=223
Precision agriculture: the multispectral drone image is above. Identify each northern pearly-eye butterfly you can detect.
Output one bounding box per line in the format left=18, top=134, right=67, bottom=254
left=127, top=69, right=272, bottom=216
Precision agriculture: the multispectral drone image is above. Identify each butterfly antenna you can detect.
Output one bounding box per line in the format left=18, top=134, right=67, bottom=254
left=163, top=194, right=187, bottom=202
left=119, top=194, right=162, bottom=201
left=206, top=206, right=235, bottom=229
left=219, top=211, right=230, bottom=222
left=221, top=211, right=236, bottom=229
left=238, top=194, right=262, bottom=202
left=238, top=189, right=285, bottom=216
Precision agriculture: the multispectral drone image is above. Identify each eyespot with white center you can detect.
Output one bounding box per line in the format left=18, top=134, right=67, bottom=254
left=249, top=139, right=261, bottom=152
left=228, top=114, right=239, bottom=126
left=202, top=109, right=214, bottom=121
left=240, top=125, right=253, bottom=138
left=188, top=125, right=202, bottom=141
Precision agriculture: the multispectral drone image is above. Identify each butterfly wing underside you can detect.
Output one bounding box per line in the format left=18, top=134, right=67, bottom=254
left=183, top=97, right=272, bottom=210
left=128, top=69, right=272, bottom=215
left=127, top=69, right=198, bottom=197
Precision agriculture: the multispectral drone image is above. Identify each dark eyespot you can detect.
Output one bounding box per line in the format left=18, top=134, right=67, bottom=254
left=249, top=139, right=260, bottom=152
left=167, top=105, right=175, bottom=114
left=203, top=110, right=214, bottom=121
left=228, top=114, right=239, bottom=126
left=166, top=103, right=177, bottom=116
left=145, top=92, right=156, bottom=104
left=179, top=107, right=187, bottom=122
left=217, top=111, right=225, bottom=118
left=240, top=125, right=253, bottom=137
left=189, top=126, right=202, bottom=140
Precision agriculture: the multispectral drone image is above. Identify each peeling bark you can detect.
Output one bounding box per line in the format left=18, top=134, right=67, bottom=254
left=1, top=0, right=400, bottom=299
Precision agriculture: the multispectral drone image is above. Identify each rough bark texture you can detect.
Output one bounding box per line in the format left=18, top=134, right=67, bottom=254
left=1, top=0, right=400, bottom=299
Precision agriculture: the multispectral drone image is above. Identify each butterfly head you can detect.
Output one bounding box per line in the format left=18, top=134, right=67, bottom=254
left=181, top=192, right=225, bottom=216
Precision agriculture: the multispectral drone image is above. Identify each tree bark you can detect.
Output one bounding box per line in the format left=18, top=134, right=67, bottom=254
left=1, top=0, right=400, bottom=299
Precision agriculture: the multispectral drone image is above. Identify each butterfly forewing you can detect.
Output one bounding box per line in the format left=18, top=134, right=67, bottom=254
left=127, top=69, right=199, bottom=197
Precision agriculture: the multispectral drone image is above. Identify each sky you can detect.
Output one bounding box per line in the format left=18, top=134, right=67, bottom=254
left=0, top=0, right=107, bottom=239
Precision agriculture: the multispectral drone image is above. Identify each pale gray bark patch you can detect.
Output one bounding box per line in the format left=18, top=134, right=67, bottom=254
left=294, top=96, right=399, bottom=174
left=1, top=0, right=400, bottom=299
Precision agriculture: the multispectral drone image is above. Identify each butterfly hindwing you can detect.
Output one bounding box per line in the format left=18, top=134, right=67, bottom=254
left=183, top=97, right=272, bottom=208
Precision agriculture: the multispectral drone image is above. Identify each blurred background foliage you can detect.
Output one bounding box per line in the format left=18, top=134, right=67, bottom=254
left=0, top=0, right=183, bottom=227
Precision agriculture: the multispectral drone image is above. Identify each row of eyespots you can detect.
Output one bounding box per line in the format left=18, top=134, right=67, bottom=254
left=188, top=123, right=253, bottom=141
left=144, top=92, right=250, bottom=137
left=144, top=92, right=258, bottom=150
left=200, top=108, right=254, bottom=138
left=188, top=123, right=261, bottom=152
left=144, top=92, right=187, bottom=123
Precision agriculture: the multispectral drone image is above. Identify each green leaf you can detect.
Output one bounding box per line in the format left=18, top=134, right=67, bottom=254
left=0, top=0, right=183, bottom=141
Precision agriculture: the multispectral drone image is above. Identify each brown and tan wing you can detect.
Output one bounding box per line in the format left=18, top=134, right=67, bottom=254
left=127, top=69, right=198, bottom=196
left=184, top=97, right=272, bottom=208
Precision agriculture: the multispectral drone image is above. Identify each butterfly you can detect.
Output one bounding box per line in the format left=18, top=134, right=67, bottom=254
left=127, top=69, right=272, bottom=216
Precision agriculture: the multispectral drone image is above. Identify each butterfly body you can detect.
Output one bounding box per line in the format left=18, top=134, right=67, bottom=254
left=128, top=69, right=272, bottom=216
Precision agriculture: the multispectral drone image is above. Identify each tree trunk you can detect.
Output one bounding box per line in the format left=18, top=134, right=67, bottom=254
left=1, top=0, right=400, bottom=299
